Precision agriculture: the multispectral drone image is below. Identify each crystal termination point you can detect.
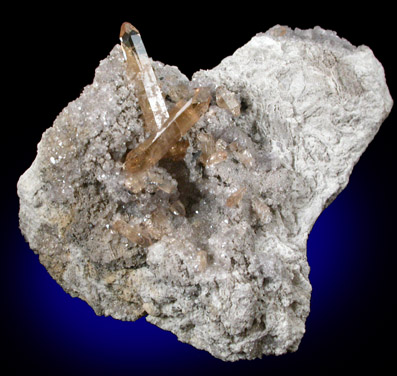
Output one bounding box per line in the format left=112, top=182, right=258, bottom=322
left=120, top=22, right=169, bottom=132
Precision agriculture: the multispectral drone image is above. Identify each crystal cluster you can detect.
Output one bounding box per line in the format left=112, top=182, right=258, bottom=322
left=116, top=23, right=251, bottom=247
left=17, top=23, right=392, bottom=361
left=124, top=87, right=211, bottom=175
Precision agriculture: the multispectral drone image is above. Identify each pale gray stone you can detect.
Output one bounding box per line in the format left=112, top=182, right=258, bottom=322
left=17, top=25, right=392, bottom=361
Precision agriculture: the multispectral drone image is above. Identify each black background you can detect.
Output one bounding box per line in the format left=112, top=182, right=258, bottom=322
left=3, top=3, right=396, bottom=375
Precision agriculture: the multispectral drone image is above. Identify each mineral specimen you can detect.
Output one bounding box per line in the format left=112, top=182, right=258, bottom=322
left=17, top=24, right=393, bottom=361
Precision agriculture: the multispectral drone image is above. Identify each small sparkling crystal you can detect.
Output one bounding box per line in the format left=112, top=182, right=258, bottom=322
left=124, top=172, right=148, bottom=193
left=147, top=171, right=177, bottom=194
left=120, top=22, right=169, bottom=133
left=251, top=197, right=272, bottom=225
left=113, top=219, right=151, bottom=246
left=215, top=86, right=241, bottom=117
left=145, top=209, right=172, bottom=240
left=226, top=187, right=247, bottom=208
left=198, top=133, right=228, bottom=166
left=169, top=200, right=186, bottom=216
left=229, top=142, right=255, bottom=169
left=125, top=88, right=211, bottom=174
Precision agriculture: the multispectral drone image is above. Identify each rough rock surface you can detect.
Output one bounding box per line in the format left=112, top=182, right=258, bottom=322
left=17, top=25, right=392, bottom=361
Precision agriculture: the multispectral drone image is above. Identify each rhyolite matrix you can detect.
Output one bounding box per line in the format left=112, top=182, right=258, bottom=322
left=17, top=24, right=392, bottom=361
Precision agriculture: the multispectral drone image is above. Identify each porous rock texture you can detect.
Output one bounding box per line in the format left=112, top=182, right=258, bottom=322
left=17, top=26, right=392, bottom=361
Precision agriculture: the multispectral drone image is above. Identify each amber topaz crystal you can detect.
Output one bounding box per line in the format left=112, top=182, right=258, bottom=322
left=125, top=88, right=211, bottom=174
left=120, top=22, right=169, bottom=133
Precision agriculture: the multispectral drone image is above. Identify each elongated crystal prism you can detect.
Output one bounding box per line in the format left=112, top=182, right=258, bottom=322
left=120, top=22, right=169, bottom=132
left=125, top=88, right=211, bottom=174
left=197, top=250, right=208, bottom=272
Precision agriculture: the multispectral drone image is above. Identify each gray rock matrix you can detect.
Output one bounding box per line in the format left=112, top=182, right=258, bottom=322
left=17, top=25, right=392, bottom=361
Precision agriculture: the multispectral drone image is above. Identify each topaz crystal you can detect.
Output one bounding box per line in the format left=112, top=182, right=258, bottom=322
left=120, top=22, right=169, bottom=133
left=198, top=133, right=228, bottom=166
left=226, top=187, right=246, bottom=207
left=125, top=88, right=210, bottom=174
left=216, top=85, right=241, bottom=117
